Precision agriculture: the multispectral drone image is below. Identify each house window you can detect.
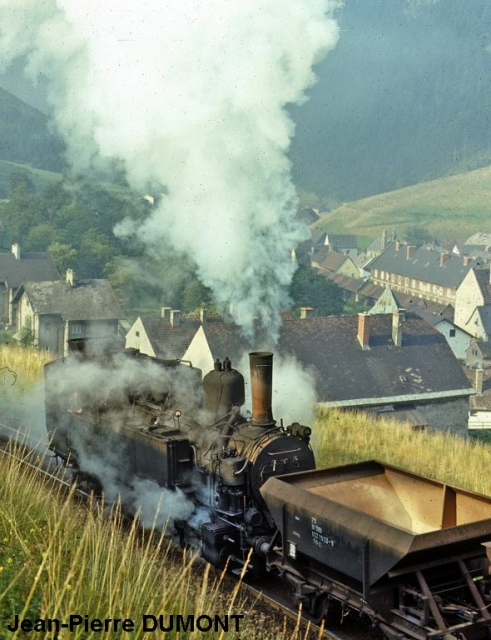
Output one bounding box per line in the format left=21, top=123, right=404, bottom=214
left=374, top=269, right=378, bottom=278
left=449, top=329, right=456, bottom=338
left=69, top=322, right=83, bottom=337
left=135, top=331, right=140, bottom=337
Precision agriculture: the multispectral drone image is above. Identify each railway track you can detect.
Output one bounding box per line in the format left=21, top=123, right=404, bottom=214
left=240, top=579, right=382, bottom=640
left=0, top=418, right=379, bottom=640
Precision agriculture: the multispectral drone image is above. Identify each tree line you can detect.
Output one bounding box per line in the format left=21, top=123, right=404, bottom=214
left=0, top=172, right=347, bottom=320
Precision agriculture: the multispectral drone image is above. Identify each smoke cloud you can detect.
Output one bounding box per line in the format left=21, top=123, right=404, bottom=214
left=0, top=0, right=340, bottom=341
left=44, top=354, right=201, bottom=529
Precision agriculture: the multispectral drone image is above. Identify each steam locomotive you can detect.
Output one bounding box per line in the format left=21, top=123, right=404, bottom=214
left=45, top=350, right=491, bottom=640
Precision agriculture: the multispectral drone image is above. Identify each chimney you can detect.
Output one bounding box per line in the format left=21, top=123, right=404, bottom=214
left=406, top=245, right=416, bottom=260
left=395, top=241, right=401, bottom=251
left=170, top=309, right=181, bottom=328
left=392, top=308, right=405, bottom=347
left=11, top=243, right=20, bottom=260
left=249, top=352, right=275, bottom=427
left=440, top=252, right=450, bottom=266
left=66, top=269, right=75, bottom=287
left=463, top=255, right=470, bottom=266
left=300, top=306, right=314, bottom=319
left=357, top=313, right=370, bottom=350
left=199, top=307, right=208, bottom=323
left=475, top=368, right=484, bottom=396
left=381, top=229, right=388, bottom=251
left=160, top=307, right=171, bottom=321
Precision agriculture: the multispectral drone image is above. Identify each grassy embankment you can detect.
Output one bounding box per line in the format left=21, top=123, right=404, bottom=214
left=0, top=345, right=323, bottom=640
left=1, top=455, right=296, bottom=640
left=2, top=344, right=491, bottom=639
left=313, top=407, right=491, bottom=495
left=313, top=163, right=491, bottom=243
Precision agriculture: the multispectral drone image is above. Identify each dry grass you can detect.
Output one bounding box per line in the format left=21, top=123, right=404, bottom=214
left=0, top=344, right=52, bottom=389
left=313, top=407, right=491, bottom=495
left=0, top=445, right=329, bottom=640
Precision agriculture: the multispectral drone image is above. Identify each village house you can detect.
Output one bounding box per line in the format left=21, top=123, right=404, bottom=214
left=466, top=339, right=491, bottom=369
left=370, top=285, right=472, bottom=360
left=367, top=242, right=475, bottom=306
left=0, top=243, right=60, bottom=327
left=181, top=311, right=474, bottom=435
left=311, top=248, right=359, bottom=279
left=12, top=270, right=125, bottom=356
left=454, top=267, right=491, bottom=340
left=365, top=229, right=397, bottom=260
left=464, top=366, right=491, bottom=430
left=324, top=233, right=358, bottom=258
left=125, top=307, right=214, bottom=360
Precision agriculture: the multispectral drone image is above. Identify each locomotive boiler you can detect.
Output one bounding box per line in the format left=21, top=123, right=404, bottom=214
left=44, top=349, right=491, bottom=640
left=44, top=350, right=315, bottom=573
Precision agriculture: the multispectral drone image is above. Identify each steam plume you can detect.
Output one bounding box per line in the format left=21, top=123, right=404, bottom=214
left=0, top=1, right=340, bottom=341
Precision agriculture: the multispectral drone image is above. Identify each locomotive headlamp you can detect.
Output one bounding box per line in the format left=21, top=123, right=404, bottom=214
left=290, top=423, right=312, bottom=440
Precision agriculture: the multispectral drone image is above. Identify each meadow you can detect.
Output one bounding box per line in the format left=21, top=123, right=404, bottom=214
left=313, top=164, right=491, bottom=243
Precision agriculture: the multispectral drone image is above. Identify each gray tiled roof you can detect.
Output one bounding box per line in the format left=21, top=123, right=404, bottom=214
left=0, top=251, right=59, bottom=288
left=320, top=272, right=365, bottom=293
left=139, top=314, right=226, bottom=360
left=314, top=251, right=348, bottom=272
left=369, top=245, right=475, bottom=289
left=473, top=268, right=491, bottom=304
left=19, top=279, right=125, bottom=321
left=139, top=315, right=201, bottom=360
left=326, top=234, right=357, bottom=249
left=199, top=314, right=472, bottom=405
left=476, top=306, right=491, bottom=335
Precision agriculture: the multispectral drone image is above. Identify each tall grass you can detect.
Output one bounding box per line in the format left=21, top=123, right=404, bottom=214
left=0, top=344, right=52, bottom=390
left=314, top=408, right=491, bottom=495
left=0, top=445, right=328, bottom=640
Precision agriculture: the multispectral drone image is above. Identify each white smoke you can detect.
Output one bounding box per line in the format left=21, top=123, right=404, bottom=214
left=69, top=427, right=195, bottom=530
left=238, top=351, right=317, bottom=426
left=45, top=354, right=199, bottom=529
left=46, top=352, right=201, bottom=412
left=0, top=0, right=340, bottom=341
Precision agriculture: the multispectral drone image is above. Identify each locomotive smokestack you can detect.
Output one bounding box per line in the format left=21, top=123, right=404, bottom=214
left=249, top=352, right=275, bottom=427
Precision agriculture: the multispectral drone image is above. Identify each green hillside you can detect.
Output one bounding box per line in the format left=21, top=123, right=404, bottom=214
left=314, top=164, right=491, bottom=243
left=0, top=87, right=65, bottom=181
left=0, top=159, right=61, bottom=196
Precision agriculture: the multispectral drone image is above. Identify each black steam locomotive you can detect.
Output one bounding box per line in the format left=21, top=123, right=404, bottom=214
left=45, top=350, right=491, bottom=640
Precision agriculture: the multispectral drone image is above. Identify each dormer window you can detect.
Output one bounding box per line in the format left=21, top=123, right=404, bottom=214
left=69, top=322, right=83, bottom=337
